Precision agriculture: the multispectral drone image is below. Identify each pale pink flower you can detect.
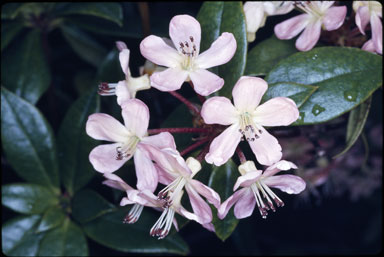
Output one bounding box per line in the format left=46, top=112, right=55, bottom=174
left=201, top=76, right=299, bottom=166
left=86, top=98, right=176, bottom=190
left=274, top=1, right=347, bottom=51
left=98, top=41, right=151, bottom=105
left=353, top=1, right=382, bottom=54
left=140, top=14, right=237, bottom=96
left=218, top=160, right=306, bottom=219
left=244, top=1, right=294, bottom=42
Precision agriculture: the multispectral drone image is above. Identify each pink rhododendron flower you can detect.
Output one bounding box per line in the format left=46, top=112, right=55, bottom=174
left=274, top=1, right=347, bottom=51
left=140, top=14, right=237, bottom=96
left=201, top=76, right=299, bottom=166
left=218, top=160, right=306, bottom=219
left=86, top=98, right=175, bottom=190
left=98, top=41, right=151, bottom=105
left=353, top=1, right=382, bottom=54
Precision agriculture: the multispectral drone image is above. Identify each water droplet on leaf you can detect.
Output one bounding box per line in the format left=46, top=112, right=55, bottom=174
left=344, top=90, right=357, bottom=102
left=312, top=104, right=325, bottom=116
left=298, top=112, right=305, bottom=122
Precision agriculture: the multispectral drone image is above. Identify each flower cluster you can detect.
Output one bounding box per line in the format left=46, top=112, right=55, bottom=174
left=86, top=14, right=306, bottom=240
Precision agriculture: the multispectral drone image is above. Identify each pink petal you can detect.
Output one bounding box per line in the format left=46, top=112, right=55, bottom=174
left=274, top=14, right=309, bottom=40
left=119, top=48, right=130, bottom=76
left=102, top=172, right=134, bottom=191
left=243, top=2, right=265, bottom=34
left=134, top=146, right=158, bottom=192
left=178, top=206, right=201, bottom=223
left=195, top=32, right=237, bottom=69
left=253, top=97, right=299, bottom=126
left=205, top=124, right=242, bottom=166
left=155, top=163, right=175, bottom=185
left=201, top=222, right=215, bottom=232
left=264, top=174, right=306, bottom=194
left=362, top=39, right=376, bottom=53
left=89, top=143, right=128, bottom=173
left=116, top=41, right=127, bottom=52
left=233, top=170, right=262, bottom=191
left=120, top=197, right=134, bottom=206
left=86, top=113, right=129, bottom=142
left=248, top=127, right=282, bottom=166
left=263, top=160, right=298, bottom=177
left=232, top=76, right=268, bottom=111
left=355, top=6, right=370, bottom=35
left=234, top=189, right=256, bottom=219
left=371, top=14, right=382, bottom=54
left=295, top=20, right=322, bottom=51
left=115, top=81, right=131, bottom=106
left=217, top=188, right=247, bottom=219
left=323, top=6, right=346, bottom=31
left=189, top=69, right=224, bottom=96
left=150, top=67, right=189, bottom=92
left=137, top=189, right=163, bottom=207
left=121, top=99, right=149, bottom=138
left=185, top=184, right=212, bottom=224
left=169, top=15, right=201, bottom=55
left=141, top=132, right=176, bottom=150
left=201, top=96, right=237, bottom=125
left=140, top=35, right=182, bottom=67
left=189, top=179, right=221, bottom=208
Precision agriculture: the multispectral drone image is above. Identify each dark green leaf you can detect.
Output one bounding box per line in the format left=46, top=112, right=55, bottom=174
left=207, top=159, right=239, bottom=241
left=1, top=21, right=25, bottom=51
left=245, top=35, right=297, bottom=76
left=60, top=24, right=107, bottom=67
left=38, top=218, right=88, bottom=256
left=333, top=96, right=372, bottom=158
left=1, top=29, right=51, bottom=104
left=2, top=215, right=44, bottom=256
left=97, top=49, right=124, bottom=82
left=72, top=189, right=115, bottom=224
left=57, top=89, right=100, bottom=195
left=1, top=87, right=60, bottom=191
left=36, top=206, right=66, bottom=233
left=266, top=47, right=383, bottom=125
left=54, top=3, right=123, bottom=26
left=83, top=207, right=189, bottom=255
left=2, top=183, right=59, bottom=214
left=1, top=3, right=24, bottom=19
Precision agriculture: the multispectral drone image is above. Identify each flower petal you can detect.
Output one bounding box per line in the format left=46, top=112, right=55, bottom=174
left=355, top=5, right=370, bottom=35
left=189, top=69, right=224, bottom=96
left=185, top=184, right=212, bottom=224
left=140, top=35, right=182, bottom=67
left=119, top=48, right=131, bottom=76
left=295, top=20, right=322, bottom=51
left=217, top=188, right=247, bottom=219
left=248, top=127, right=282, bottom=166
left=141, top=132, right=176, bottom=150
left=232, top=76, right=268, bottom=112
left=243, top=2, right=265, bottom=35
left=274, top=14, right=309, bottom=40
left=102, top=172, right=134, bottom=191
left=205, top=124, right=242, bottom=166
left=263, top=160, right=298, bottom=177
left=371, top=14, right=382, bottom=54
left=115, top=81, right=132, bottom=106
left=134, top=146, right=158, bottom=192
left=89, top=143, right=128, bottom=173
left=253, top=97, right=299, bottom=126
left=264, top=174, right=306, bottom=194
left=234, top=189, right=256, bottom=219
left=189, top=179, right=221, bottom=208
left=169, top=15, right=201, bottom=55
left=201, top=222, right=215, bottom=232
left=233, top=170, right=262, bottom=191
left=201, top=96, right=238, bottom=125
left=86, top=113, right=129, bottom=142
left=155, top=163, right=175, bottom=185
left=195, top=32, right=236, bottom=69
left=137, top=189, right=162, bottom=207
left=323, top=6, right=346, bottom=31
left=150, top=67, right=189, bottom=92
left=362, top=39, right=376, bottom=53
left=121, top=99, right=149, bottom=138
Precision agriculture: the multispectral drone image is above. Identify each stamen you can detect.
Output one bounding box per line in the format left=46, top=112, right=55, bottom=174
left=115, top=137, right=140, bottom=160
left=98, top=82, right=117, bottom=96
left=123, top=204, right=144, bottom=224
left=150, top=208, right=175, bottom=240
left=238, top=113, right=262, bottom=142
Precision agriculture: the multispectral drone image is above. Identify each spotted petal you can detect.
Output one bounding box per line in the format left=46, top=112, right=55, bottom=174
left=169, top=15, right=201, bottom=55
left=89, top=143, right=128, bottom=173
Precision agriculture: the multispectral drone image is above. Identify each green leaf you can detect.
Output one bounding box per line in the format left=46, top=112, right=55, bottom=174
left=1, top=3, right=24, bottom=19
left=60, top=24, right=107, bottom=67
left=1, top=87, right=60, bottom=191
left=245, top=35, right=297, bottom=76
left=266, top=47, right=383, bottom=125
left=97, top=49, right=124, bottom=82
left=2, top=215, right=44, bottom=256
left=1, top=21, right=25, bottom=51
left=197, top=2, right=247, bottom=98
left=207, top=159, right=239, bottom=241
left=57, top=89, right=100, bottom=195
left=36, top=206, right=66, bottom=233
left=333, top=96, right=372, bottom=158
left=38, top=218, right=88, bottom=256
left=2, top=183, right=59, bottom=214
left=54, top=3, right=123, bottom=26
left=83, top=207, right=189, bottom=255
left=1, top=29, right=51, bottom=104
left=72, top=189, right=115, bottom=224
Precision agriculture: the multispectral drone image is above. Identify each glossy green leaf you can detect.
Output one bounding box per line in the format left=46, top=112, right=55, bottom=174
left=2, top=215, right=44, bottom=256
left=72, top=189, right=115, bottom=224
left=57, top=89, right=100, bottom=195
left=266, top=47, right=383, bottom=125
left=54, top=2, right=123, bottom=26
left=38, top=218, right=88, bottom=256
left=1, top=29, right=51, bottom=104
left=245, top=35, right=297, bottom=76
left=97, top=49, right=124, bottom=82
left=83, top=207, right=189, bottom=255
left=1, top=87, right=60, bottom=191
left=1, top=21, right=25, bottom=51
left=2, top=183, right=59, bottom=214
left=333, top=96, right=372, bottom=158
left=1, top=3, right=24, bottom=19
left=60, top=24, right=107, bottom=67
left=208, top=159, right=239, bottom=241
left=36, top=206, right=66, bottom=233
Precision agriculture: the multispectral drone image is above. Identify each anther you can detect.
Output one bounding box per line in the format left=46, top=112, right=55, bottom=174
left=189, top=36, right=194, bottom=42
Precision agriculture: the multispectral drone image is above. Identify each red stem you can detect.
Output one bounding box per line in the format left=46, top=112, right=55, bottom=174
left=148, top=127, right=211, bottom=134
left=168, top=91, right=200, bottom=115
left=236, top=147, right=247, bottom=164
left=180, top=137, right=210, bottom=156
left=196, top=139, right=211, bottom=162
